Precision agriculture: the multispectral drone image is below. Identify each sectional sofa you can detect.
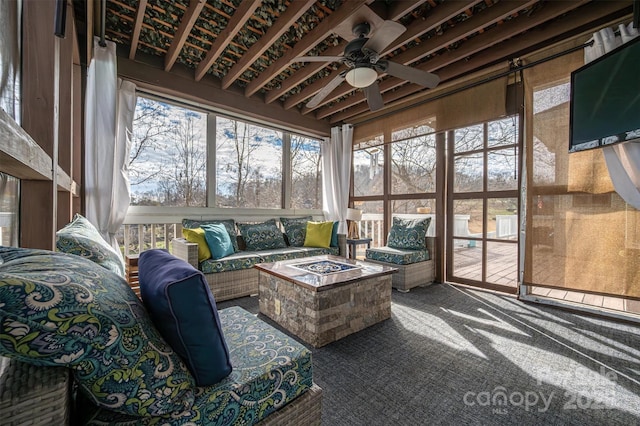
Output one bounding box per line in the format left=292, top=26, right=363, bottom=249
left=172, top=217, right=347, bottom=301
left=0, top=215, right=323, bottom=425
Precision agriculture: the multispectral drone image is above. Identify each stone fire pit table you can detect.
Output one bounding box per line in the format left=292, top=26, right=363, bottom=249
left=256, top=255, right=396, bottom=348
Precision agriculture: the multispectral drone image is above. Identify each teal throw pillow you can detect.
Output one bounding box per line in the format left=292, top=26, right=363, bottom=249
left=0, top=247, right=195, bottom=417
left=202, top=223, right=235, bottom=259
left=182, top=218, right=239, bottom=253
left=330, top=221, right=339, bottom=247
left=387, top=217, right=431, bottom=250
left=280, top=216, right=312, bottom=247
left=237, top=219, right=287, bottom=250
left=56, top=213, right=125, bottom=277
left=139, top=249, right=232, bottom=386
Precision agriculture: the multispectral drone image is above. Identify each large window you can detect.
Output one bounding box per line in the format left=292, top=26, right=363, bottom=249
left=129, top=96, right=321, bottom=210
left=130, top=98, right=207, bottom=206
left=353, top=135, right=384, bottom=197
left=216, top=117, right=282, bottom=208
left=291, top=135, right=322, bottom=209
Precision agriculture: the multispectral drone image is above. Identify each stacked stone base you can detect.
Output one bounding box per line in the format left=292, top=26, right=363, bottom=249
left=258, top=272, right=392, bottom=347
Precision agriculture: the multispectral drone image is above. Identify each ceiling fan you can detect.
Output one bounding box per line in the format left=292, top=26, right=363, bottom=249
left=293, top=20, right=440, bottom=112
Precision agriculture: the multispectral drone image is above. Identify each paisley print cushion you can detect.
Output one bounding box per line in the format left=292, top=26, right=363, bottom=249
left=387, top=217, right=431, bottom=250
left=182, top=219, right=239, bottom=253
left=56, top=213, right=125, bottom=277
left=0, top=247, right=195, bottom=417
left=280, top=216, right=312, bottom=247
left=237, top=219, right=286, bottom=250
left=79, top=307, right=314, bottom=425
left=366, top=246, right=430, bottom=265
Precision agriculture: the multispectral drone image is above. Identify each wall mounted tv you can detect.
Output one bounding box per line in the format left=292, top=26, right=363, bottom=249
left=569, top=35, right=640, bottom=153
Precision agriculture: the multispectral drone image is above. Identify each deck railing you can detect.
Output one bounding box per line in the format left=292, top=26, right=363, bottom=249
left=116, top=210, right=517, bottom=258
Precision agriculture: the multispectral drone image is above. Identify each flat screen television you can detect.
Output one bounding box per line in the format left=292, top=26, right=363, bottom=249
left=569, top=35, right=640, bottom=153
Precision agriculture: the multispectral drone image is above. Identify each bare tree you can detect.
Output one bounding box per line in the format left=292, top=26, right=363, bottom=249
left=170, top=114, right=206, bottom=206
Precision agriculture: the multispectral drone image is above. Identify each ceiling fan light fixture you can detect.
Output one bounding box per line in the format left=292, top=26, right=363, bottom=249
left=345, top=67, right=377, bottom=88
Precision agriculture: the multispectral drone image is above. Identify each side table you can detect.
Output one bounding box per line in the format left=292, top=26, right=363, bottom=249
left=125, top=254, right=141, bottom=298
left=346, top=238, right=372, bottom=259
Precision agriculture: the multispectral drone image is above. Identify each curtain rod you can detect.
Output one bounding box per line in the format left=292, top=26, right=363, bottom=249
left=352, top=39, right=595, bottom=127
left=99, top=0, right=107, bottom=47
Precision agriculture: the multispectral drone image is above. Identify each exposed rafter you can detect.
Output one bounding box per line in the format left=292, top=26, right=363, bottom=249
left=128, top=0, right=147, bottom=60
left=165, top=0, right=206, bottom=71
left=194, top=0, right=262, bottom=82
left=222, top=0, right=316, bottom=89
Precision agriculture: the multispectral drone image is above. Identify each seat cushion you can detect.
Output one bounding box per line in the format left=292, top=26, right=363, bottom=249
left=139, top=249, right=232, bottom=386
left=0, top=247, right=195, bottom=417
left=199, top=251, right=262, bottom=274
left=79, top=307, right=313, bottom=425
left=55, top=213, right=125, bottom=276
left=366, top=246, right=430, bottom=265
left=387, top=217, right=431, bottom=250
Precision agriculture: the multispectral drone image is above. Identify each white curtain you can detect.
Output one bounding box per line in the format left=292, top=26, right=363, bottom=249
left=85, top=37, right=137, bottom=257
left=321, top=124, right=353, bottom=234
left=585, top=23, right=640, bottom=209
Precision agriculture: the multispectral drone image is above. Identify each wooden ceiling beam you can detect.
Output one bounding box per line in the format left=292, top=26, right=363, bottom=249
left=264, top=40, right=347, bottom=104
left=244, top=0, right=369, bottom=97
left=328, top=0, right=632, bottom=123
left=307, top=0, right=537, bottom=115
left=387, top=0, right=429, bottom=21
left=194, top=0, right=262, bottom=81
left=165, top=0, right=206, bottom=71
left=222, top=0, right=316, bottom=89
left=128, top=0, right=147, bottom=60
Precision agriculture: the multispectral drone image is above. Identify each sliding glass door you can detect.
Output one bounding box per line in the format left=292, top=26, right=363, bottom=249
left=446, top=117, right=521, bottom=293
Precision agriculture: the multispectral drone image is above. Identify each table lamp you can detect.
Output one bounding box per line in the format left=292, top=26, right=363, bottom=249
left=346, top=208, right=362, bottom=240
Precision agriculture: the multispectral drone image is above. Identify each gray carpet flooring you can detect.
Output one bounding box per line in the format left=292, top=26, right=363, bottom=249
left=218, top=283, right=640, bottom=425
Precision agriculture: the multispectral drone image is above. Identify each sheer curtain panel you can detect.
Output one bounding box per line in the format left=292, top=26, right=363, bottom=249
left=85, top=37, right=136, bottom=258
left=322, top=124, right=353, bottom=234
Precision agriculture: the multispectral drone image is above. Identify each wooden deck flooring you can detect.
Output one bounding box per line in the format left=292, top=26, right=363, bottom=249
left=450, top=245, right=640, bottom=316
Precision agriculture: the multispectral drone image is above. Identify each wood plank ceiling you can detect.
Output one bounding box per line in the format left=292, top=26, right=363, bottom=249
left=99, top=0, right=633, bottom=129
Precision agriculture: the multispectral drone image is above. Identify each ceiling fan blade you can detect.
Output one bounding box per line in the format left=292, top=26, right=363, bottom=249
left=364, top=82, right=384, bottom=112
left=292, top=56, right=344, bottom=63
left=306, top=71, right=346, bottom=109
left=379, top=60, right=440, bottom=88
left=363, top=20, right=406, bottom=54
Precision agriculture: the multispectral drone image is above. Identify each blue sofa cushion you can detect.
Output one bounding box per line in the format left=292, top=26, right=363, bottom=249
left=55, top=213, right=125, bottom=276
left=139, top=249, right=233, bottom=386
left=200, top=251, right=263, bottom=274
left=237, top=219, right=287, bottom=250
left=280, top=216, right=312, bottom=247
left=366, top=246, right=430, bottom=265
left=258, top=246, right=339, bottom=263
left=183, top=218, right=239, bottom=253
left=0, top=247, right=195, bottom=417
left=78, top=307, right=313, bottom=425
left=387, top=217, right=431, bottom=250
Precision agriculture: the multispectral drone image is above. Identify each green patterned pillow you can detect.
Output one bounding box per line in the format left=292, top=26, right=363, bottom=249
left=280, top=216, right=312, bottom=247
left=56, top=214, right=125, bottom=277
left=182, top=218, right=239, bottom=253
left=0, top=247, right=195, bottom=417
left=387, top=217, right=431, bottom=250
left=237, top=219, right=287, bottom=250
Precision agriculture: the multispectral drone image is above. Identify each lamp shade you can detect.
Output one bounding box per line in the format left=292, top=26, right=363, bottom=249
left=346, top=208, right=362, bottom=221
left=345, top=67, right=377, bottom=88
